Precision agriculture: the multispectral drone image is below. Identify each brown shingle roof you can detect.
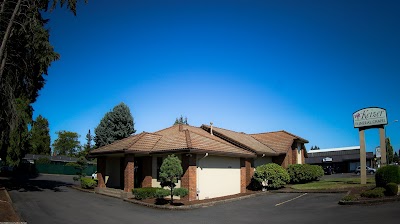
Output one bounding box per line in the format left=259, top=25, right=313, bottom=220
left=90, top=124, right=254, bottom=158
left=250, top=130, right=308, bottom=154
left=200, top=125, right=278, bottom=156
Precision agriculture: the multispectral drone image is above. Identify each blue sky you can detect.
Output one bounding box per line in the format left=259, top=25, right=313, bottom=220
left=33, top=0, right=400, bottom=153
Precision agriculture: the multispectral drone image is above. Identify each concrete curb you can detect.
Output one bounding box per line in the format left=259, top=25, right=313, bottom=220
left=338, top=196, right=400, bottom=205
left=270, top=188, right=349, bottom=194
left=0, top=187, right=22, bottom=222
left=123, top=191, right=269, bottom=210
left=69, top=185, right=95, bottom=194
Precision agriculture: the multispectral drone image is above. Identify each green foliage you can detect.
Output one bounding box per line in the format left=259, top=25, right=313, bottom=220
left=52, top=131, right=81, bottom=157
left=155, top=188, right=170, bottom=199
left=384, top=183, right=398, bottom=196
left=65, top=162, right=78, bottom=167
left=360, top=187, right=385, bottom=198
left=254, top=163, right=290, bottom=189
left=159, top=154, right=183, bottom=204
left=0, top=0, right=86, bottom=169
left=173, top=188, right=189, bottom=198
left=287, top=164, right=324, bottom=184
left=174, top=115, right=188, bottom=125
left=94, top=103, right=136, bottom=147
left=375, top=165, right=400, bottom=187
left=80, top=177, right=97, bottom=189
left=29, top=115, right=51, bottom=155
left=310, top=146, right=320, bottom=150
left=72, top=157, right=87, bottom=182
left=341, top=195, right=358, bottom=202
left=35, top=157, right=51, bottom=164
left=132, top=187, right=164, bottom=200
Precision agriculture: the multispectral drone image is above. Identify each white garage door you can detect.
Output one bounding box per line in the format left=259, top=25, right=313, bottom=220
left=197, top=156, right=241, bottom=200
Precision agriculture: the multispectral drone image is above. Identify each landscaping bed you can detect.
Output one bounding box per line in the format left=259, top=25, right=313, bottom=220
left=0, top=188, right=20, bottom=222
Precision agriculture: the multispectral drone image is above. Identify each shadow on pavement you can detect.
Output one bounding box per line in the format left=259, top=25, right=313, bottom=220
left=0, top=177, right=73, bottom=192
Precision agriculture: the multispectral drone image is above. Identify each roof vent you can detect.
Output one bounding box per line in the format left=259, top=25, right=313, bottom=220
left=210, top=122, right=213, bottom=135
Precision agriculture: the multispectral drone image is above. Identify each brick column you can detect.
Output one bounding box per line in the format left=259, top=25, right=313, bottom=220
left=141, top=156, right=152, bottom=188
left=124, top=154, right=135, bottom=192
left=181, top=154, right=197, bottom=201
left=97, top=157, right=107, bottom=188
left=240, top=158, right=252, bottom=193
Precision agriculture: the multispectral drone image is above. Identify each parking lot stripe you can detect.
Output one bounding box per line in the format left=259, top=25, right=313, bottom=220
left=275, top=193, right=308, bottom=206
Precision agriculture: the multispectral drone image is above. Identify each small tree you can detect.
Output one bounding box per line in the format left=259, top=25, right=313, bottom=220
left=159, top=154, right=183, bottom=204
left=73, top=156, right=88, bottom=182
left=174, top=115, right=188, bottom=125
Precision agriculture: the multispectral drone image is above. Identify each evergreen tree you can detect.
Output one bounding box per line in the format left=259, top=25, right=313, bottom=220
left=0, top=0, right=87, bottom=166
left=29, top=115, right=51, bottom=155
left=173, top=115, right=188, bottom=125
left=94, top=102, right=135, bottom=147
left=386, top=138, right=394, bottom=164
left=52, top=131, right=81, bottom=157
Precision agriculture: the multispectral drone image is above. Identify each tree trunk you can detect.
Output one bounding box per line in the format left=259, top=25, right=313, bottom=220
left=0, top=0, right=21, bottom=83
left=170, top=187, right=174, bottom=205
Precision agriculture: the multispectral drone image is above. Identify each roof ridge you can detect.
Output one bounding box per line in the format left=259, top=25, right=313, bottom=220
left=126, top=132, right=147, bottom=149
left=201, top=124, right=247, bottom=134
left=185, top=129, right=192, bottom=148
left=189, top=127, right=246, bottom=151
left=249, top=135, right=278, bottom=154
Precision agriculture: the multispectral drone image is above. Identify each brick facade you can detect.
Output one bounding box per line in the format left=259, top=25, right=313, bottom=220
left=97, top=157, right=107, bottom=188
left=141, top=156, right=152, bottom=188
left=240, top=158, right=252, bottom=193
left=181, top=154, right=197, bottom=201
left=124, top=154, right=135, bottom=192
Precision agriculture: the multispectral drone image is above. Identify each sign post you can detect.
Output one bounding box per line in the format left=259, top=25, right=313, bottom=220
left=353, top=107, right=387, bottom=185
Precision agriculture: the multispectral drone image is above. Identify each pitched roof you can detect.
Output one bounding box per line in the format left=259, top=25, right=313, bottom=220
left=250, top=130, right=308, bottom=154
left=90, top=124, right=254, bottom=158
left=200, top=125, right=278, bottom=156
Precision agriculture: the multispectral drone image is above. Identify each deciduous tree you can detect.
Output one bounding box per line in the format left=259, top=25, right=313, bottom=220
left=52, top=131, right=80, bottom=157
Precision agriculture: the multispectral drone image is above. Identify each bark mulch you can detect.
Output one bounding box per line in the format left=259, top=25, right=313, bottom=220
left=0, top=187, right=20, bottom=222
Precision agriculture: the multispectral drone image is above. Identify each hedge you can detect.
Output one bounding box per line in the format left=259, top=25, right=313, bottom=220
left=360, top=187, right=385, bottom=198
left=375, top=165, right=400, bottom=187
left=132, top=187, right=161, bottom=200
left=385, top=183, right=398, bottom=196
left=173, top=188, right=189, bottom=197
left=81, top=177, right=97, bottom=189
left=287, top=164, right=324, bottom=184
left=254, top=163, right=290, bottom=189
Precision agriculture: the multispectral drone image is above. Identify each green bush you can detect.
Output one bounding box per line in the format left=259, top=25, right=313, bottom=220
left=287, top=164, right=324, bottom=184
left=173, top=188, right=189, bottom=198
left=155, top=188, right=170, bottom=199
left=360, top=187, right=385, bottom=198
left=65, top=162, right=78, bottom=167
left=375, top=165, right=400, bottom=187
left=254, top=163, right=290, bottom=189
left=132, top=187, right=164, bottom=200
left=80, top=177, right=97, bottom=189
left=341, top=195, right=358, bottom=202
left=385, top=182, right=399, bottom=196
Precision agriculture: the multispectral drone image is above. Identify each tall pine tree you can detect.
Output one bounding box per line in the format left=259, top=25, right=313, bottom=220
left=29, top=115, right=51, bottom=155
left=94, top=102, right=135, bottom=147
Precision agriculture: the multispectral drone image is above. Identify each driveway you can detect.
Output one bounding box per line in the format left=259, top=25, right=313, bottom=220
left=2, top=174, right=400, bottom=224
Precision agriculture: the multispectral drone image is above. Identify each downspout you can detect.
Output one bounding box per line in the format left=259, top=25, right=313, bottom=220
left=197, top=153, right=209, bottom=199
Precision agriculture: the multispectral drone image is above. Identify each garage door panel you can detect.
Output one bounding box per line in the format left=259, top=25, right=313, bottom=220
left=197, top=156, right=241, bottom=200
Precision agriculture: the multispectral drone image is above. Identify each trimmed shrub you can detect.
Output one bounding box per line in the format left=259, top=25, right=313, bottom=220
left=155, top=188, right=170, bottom=199
left=341, top=195, right=358, bottom=202
left=375, top=165, right=400, bottom=187
left=385, top=182, right=399, bottom=196
left=173, top=188, right=189, bottom=198
left=360, top=187, right=385, bottom=198
left=80, top=177, right=97, bottom=189
left=254, top=163, right=290, bottom=189
left=132, top=187, right=164, bottom=200
left=287, top=164, right=324, bottom=184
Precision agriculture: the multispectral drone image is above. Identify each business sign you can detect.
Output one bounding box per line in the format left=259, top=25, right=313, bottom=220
left=353, top=107, right=387, bottom=128
left=375, top=147, right=381, bottom=158
left=322, top=157, right=333, bottom=162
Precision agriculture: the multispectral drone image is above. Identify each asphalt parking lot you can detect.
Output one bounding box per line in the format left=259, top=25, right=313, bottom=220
left=3, top=174, right=400, bottom=224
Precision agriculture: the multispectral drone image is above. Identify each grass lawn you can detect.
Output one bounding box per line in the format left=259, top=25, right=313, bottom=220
left=290, top=177, right=375, bottom=190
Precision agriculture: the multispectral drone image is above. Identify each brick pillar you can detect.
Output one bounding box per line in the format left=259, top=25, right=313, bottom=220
left=240, top=158, right=252, bottom=193
left=141, top=156, right=152, bottom=188
left=97, top=157, right=107, bottom=188
left=181, top=154, right=197, bottom=201
left=124, top=154, right=135, bottom=192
